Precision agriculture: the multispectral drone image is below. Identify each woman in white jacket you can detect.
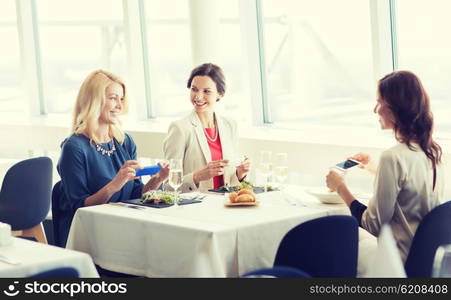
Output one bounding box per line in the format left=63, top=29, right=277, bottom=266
left=326, top=70, right=443, bottom=262
left=163, top=63, right=251, bottom=192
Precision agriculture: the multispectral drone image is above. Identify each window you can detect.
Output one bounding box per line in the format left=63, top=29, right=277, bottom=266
left=36, top=0, right=126, bottom=114
left=260, top=0, right=376, bottom=130
left=215, top=0, right=252, bottom=123
left=143, top=0, right=251, bottom=122
left=0, top=1, right=26, bottom=114
left=397, top=0, right=451, bottom=136
left=143, top=0, right=193, bottom=118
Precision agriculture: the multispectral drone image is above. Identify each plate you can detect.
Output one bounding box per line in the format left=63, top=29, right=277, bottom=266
left=305, top=188, right=344, bottom=204
left=209, top=186, right=279, bottom=194
left=224, top=200, right=259, bottom=207
left=121, top=198, right=173, bottom=208
left=224, top=193, right=259, bottom=207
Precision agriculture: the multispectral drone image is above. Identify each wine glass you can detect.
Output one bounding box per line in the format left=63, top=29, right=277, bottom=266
left=169, top=158, right=183, bottom=207
left=274, top=153, right=288, bottom=189
left=432, top=244, right=451, bottom=277
left=259, top=150, right=273, bottom=192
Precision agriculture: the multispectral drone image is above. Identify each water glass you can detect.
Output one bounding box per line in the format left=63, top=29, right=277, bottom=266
left=169, top=158, right=183, bottom=206
left=259, top=150, right=273, bottom=192
left=274, top=152, right=288, bottom=188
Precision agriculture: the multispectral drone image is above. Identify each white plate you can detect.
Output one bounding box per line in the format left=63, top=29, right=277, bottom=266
left=305, top=188, right=344, bottom=204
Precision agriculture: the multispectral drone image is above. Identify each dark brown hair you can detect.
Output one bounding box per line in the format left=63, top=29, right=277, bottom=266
left=187, top=63, right=226, bottom=100
left=378, top=70, right=442, bottom=189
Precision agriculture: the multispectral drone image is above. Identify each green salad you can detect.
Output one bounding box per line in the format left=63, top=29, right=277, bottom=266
left=140, top=190, right=179, bottom=204
left=216, top=181, right=277, bottom=192
left=218, top=181, right=255, bottom=192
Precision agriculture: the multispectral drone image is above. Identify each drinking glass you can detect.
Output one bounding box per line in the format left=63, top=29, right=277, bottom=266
left=259, top=150, right=273, bottom=192
left=432, top=244, right=451, bottom=277
left=274, top=152, right=288, bottom=189
left=169, top=158, right=183, bottom=207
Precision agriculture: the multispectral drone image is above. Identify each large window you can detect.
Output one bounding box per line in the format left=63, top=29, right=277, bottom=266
left=144, top=0, right=193, bottom=118
left=36, top=0, right=126, bottom=114
left=0, top=1, right=25, bottom=114
left=397, top=0, right=451, bottom=135
left=144, top=0, right=251, bottom=122
left=215, top=0, right=252, bottom=123
left=260, top=0, right=376, bottom=130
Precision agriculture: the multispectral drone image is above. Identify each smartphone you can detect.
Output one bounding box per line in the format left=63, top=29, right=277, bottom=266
left=334, top=159, right=360, bottom=171
left=136, top=165, right=161, bottom=176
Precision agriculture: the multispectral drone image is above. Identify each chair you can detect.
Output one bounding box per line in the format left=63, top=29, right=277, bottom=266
left=51, top=181, right=63, bottom=247
left=242, top=266, right=311, bottom=278
left=30, top=267, right=79, bottom=278
left=274, top=215, right=358, bottom=277
left=404, top=201, right=451, bottom=277
left=0, top=157, right=52, bottom=243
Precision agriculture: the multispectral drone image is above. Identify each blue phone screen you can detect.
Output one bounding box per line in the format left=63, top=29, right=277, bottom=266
left=336, top=160, right=359, bottom=169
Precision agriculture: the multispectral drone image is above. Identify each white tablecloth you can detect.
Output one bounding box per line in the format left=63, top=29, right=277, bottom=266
left=66, top=187, right=373, bottom=277
left=0, top=237, right=99, bottom=277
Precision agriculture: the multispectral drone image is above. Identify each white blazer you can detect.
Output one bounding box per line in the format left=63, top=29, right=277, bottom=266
left=163, top=111, right=241, bottom=193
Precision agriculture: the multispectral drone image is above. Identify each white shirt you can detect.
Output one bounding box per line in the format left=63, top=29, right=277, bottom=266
left=361, top=142, right=444, bottom=262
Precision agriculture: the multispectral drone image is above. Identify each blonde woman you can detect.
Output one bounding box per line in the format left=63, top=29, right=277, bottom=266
left=56, top=70, right=169, bottom=246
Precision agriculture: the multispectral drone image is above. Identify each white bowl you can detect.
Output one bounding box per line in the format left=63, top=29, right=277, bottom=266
left=305, top=188, right=344, bottom=204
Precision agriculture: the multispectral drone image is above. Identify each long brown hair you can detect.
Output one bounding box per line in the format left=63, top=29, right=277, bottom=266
left=378, top=70, right=441, bottom=189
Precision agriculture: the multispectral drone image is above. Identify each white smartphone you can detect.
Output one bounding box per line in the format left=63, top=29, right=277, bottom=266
left=334, top=159, right=361, bottom=171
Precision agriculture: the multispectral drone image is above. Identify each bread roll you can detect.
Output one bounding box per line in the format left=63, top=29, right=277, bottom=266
left=229, top=192, right=238, bottom=203
left=238, top=189, right=254, bottom=196
left=235, top=194, right=255, bottom=203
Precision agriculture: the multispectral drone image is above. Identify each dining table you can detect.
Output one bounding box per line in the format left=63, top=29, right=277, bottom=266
left=0, top=237, right=99, bottom=277
left=66, top=186, right=376, bottom=277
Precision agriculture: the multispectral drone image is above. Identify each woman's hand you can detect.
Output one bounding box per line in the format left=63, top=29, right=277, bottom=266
left=236, top=157, right=251, bottom=181
left=326, top=170, right=355, bottom=206
left=349, top=152, right=377, bottom=174
left=193, top=160, right=229, bottom=185
left=154, top=161, right=170, bottom=183
left=110, top=160, right=141, bottom=192
left=326, top=170, right=345, bottom=192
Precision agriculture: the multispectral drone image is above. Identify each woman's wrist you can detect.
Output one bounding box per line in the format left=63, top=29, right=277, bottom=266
left=236, top=170, right=246, bottom=182
left=336, top=183, right=355, bottom=206
left=193, top=172, right=200, bottom=186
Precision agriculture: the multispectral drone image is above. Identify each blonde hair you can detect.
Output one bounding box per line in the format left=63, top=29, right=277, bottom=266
left=72, top=70, right=129, bottom=144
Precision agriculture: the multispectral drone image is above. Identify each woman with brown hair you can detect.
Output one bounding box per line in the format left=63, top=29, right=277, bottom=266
left=163, top=63, right=251, bottom=192
left=326, top=70, right=444, bottom=262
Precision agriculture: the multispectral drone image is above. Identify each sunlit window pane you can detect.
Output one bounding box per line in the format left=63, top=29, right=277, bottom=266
left=0, top=1, right=25, bottom=113
left=37, top=0, right=126, bottom=114
left=397, top=0, right=451, bottom=135
left=144, top=0, right=251, bottom=122
left=261, top=0, right=375, bottom=130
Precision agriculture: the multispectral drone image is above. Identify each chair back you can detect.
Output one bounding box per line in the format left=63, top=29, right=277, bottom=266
left=404, top=201, right=451, bottom=277
left=51, top=181, right=63, bottom=247
left=30, top=267, right=79, bottom=278
left=0, top=157, right=52, bottom=230
left=274, top=215, right=358, bottom=277
left=242, top=266, right=311, bottom=278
